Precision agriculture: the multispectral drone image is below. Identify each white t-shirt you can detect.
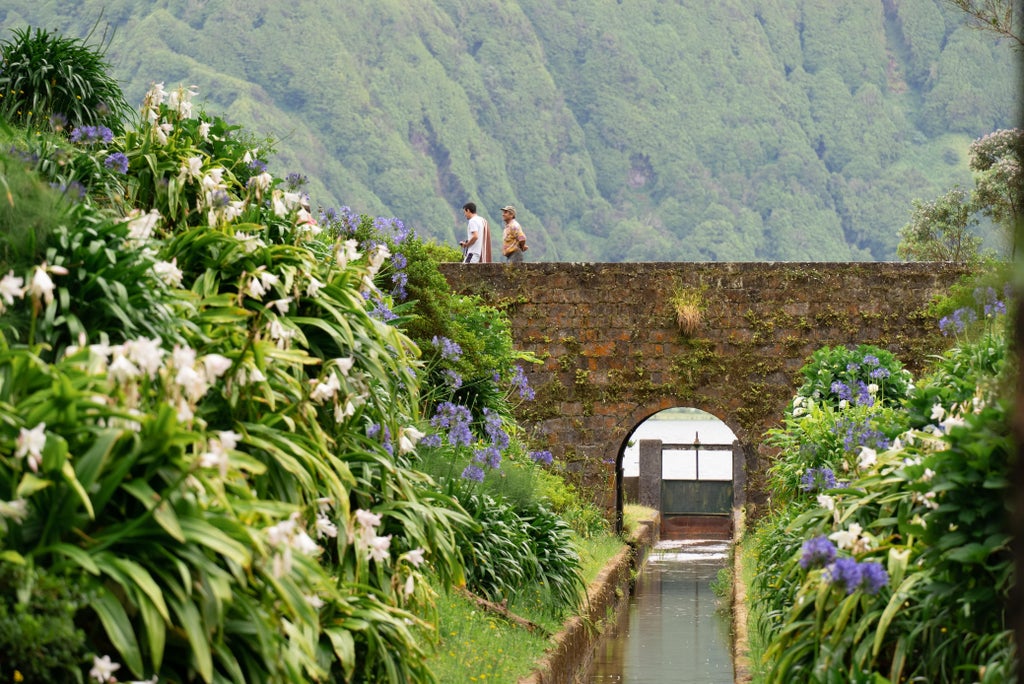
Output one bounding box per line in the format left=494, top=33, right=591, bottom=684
left=466, top=215, right=485, bottom=260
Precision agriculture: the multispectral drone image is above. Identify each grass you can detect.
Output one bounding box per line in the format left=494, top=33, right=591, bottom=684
left=736, top=530, right=769, bottom=682
left=426, top=527, right=631, bottom=683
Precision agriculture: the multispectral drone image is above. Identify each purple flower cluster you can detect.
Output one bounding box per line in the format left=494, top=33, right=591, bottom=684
left=826, top=557, right=889, bottom=595
left=319, top=206, right=360, bottom=235
left=801, top=467, right=836, bottom=492
left=368, top=296, right=397, bottom=322
left=482, top=408, right=509, bottom=450
left=509, top=364, right=535, bottom=400
left=104, top=152, right=129, bottom=174
left=390, top=252, right=408, bottom=300
left=374, top=217, right=413, bottom=244
left=829, top=379, right=874, bottom=407
left=442, top=369, right=463, bottom=389
left=799, top=535, right=837, bottom=569
left=801, top=537, right=890, bottom=595
left=939, top=307, right=978, bottom=336
left=836, top=416, right=890, bottom=453
left=530, top=450, right=554, bottom=465
left=429, top=402, right=473, bottom=447
left=432, top=336, right=462, bottom=361
left=69, top=124, right=113, bottom=145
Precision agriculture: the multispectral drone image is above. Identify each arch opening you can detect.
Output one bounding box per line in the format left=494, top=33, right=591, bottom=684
left=618, top=407, right=739, bottom=539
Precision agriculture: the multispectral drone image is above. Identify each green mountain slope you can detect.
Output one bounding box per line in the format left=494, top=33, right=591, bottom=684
left=1, top=0, right=1017, bottom=261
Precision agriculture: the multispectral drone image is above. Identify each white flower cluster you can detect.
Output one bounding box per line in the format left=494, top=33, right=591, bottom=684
left=265, top=512, right=322, bottom=578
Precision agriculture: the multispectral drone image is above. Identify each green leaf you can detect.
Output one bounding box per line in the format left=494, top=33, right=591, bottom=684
left=168, top=593, right=213, bottom=682
left=873, top=572, right=922, bottom=657
left=15, top=472, right=53, bottom=498
left=42, top=542, right=99, bottom=575
left=61, top=460, right=94, bottom=519
left=153, top=500, right=186, bottom=543
left=92, top=587, right=145, bottom=677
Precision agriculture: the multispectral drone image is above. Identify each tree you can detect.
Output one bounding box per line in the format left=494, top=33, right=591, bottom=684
left=897, top=186, right=984, bottom=264
left=969, top=128, right=1024, bottom=256
left=946, top=0, right=1024, bottom=49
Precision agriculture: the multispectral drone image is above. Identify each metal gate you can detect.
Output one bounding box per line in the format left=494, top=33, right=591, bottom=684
left=637, top=438, right=736, bottom=517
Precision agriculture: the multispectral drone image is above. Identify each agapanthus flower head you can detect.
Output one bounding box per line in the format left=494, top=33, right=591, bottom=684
left=858, top=561, right=889, bottom=595
left=801, top=467, right=836, bottom=492
left=461, top=464, right=485, bottom=482
left=827, top=556, right=863, bottom=594
left=530, top=450, right=554, bottom=465
left=70, top=124, right=113, bottom=145
left=104, top=152, right=129, bottom=174
left=432, top=335, right=462, bottom=361
left=799, top=535, right=837, bottom=570
left=510, top=364, right=535, bottom=400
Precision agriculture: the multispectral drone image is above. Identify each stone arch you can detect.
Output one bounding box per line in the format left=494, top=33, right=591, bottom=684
left=616, top=405, right=742, bottom=533
left=440, top=261, right=967, bottom=521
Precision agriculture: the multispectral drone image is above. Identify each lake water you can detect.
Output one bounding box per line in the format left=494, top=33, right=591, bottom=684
left=621, top=414, right=736, bottom=480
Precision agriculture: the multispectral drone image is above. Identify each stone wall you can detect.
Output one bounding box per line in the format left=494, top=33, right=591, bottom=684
left=440, top=261, right=967, bottom=517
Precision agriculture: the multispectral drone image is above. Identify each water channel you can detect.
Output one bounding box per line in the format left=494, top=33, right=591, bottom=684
left=585, top=539, right=734, bottom=683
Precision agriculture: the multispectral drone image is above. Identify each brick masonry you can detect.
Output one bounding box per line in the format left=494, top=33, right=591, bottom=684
left=440, top=261, right=967, bottom=519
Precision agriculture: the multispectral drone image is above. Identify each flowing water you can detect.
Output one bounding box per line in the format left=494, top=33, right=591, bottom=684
left=585, top=539, right=734, bottom=683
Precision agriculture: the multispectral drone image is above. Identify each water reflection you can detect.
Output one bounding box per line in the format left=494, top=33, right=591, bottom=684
left=587, top=540, right=734, bottom=683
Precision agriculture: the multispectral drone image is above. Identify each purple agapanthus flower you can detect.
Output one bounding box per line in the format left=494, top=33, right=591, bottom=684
left=529, top=450, right=554, bottom=465
left=827, top=557, right=864, bottom=594
left=858, top=561, right=889, bottom=595
left=510, top=364, right=535, bottom=400
left=432, top=336, right=462, bottom=361
left=801, top=467, right=837, bottom=492
left=799, top=535, right=837, bottom=570
left=430, top=402, right=473, bottom=447
left=461, top=464, right=485, bottom=482
left=104, top=152, right=129, bottom=174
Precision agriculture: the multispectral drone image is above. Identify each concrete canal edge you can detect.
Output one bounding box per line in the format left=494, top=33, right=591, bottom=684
left=732, top=507, right=753, bottom=683
left=517, top=516, right=660, bottom=684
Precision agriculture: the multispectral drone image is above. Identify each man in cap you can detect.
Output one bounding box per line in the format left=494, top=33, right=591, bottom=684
left=500, top=205, right=528, bottom=262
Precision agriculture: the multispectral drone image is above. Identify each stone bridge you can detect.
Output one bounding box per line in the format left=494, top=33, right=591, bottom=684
left=439, top=262, right=965, bottom=521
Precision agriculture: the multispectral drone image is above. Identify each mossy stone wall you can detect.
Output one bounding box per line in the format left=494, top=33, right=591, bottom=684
left=440, top=261, right=966, bottom=518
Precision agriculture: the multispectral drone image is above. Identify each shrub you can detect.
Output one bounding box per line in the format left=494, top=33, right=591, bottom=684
left=0, top=26, right=132, bottom=134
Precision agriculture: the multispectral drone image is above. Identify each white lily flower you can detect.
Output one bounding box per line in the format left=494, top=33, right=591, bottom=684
left=269, top=297, right=292, bottom=315
left=0, top=498, right=28, bottom=523
left=198, top=121, right=211, bottom=140
left=316, top=514, right=338, bottom=539
left=15, top=423, right=46, bottom=473
left=336, top=239, right=361, bottom=268
left=89, top=654, right=121, bottom=683
left=310, top=372, right=341, bottom=403
left=829, top=522, right=862, bottom=550
left=246, top=276, right=267, bottom=300
left=858, top=446, right=877, bottom=469
left=405, top=548, right=425, bottom=567
left=126, top=209, right=161, bottom=241
left=201, top=354, right=233, bottom=382
left=398, top=426, right=426, bottom=454
left=0, top=272, right=24, bottom=305
left=355, top=509, right=382, bottom=531
left=27, top=266, right=55, bottom=304
left=306, top=276, right=324, bottom=297
left=153, top=258, right=183, bottom=287
left=368, top=534, right=392, bottom=563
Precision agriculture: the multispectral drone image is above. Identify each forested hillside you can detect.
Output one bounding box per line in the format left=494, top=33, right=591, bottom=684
left=0, top=0, right=1018, bottom=261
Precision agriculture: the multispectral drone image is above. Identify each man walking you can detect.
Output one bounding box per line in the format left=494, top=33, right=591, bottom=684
left=460, top=202, right=491, bottom=263
left=500, top=205, right=528, bottom=262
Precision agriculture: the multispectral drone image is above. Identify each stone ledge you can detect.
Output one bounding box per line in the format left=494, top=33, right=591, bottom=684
left=518, top=517, right=659, bottom=684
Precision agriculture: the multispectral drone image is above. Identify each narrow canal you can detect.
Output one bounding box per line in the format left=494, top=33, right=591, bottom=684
left=585, top=539, right=734, bottom=683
